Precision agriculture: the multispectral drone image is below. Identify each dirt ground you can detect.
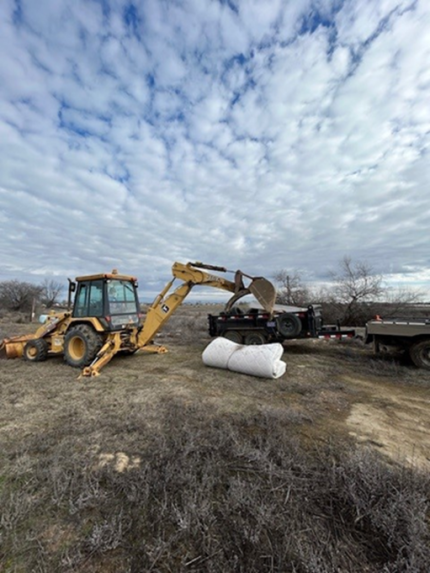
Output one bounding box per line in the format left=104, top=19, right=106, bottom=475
left=1, top=306, right=429, bottom=472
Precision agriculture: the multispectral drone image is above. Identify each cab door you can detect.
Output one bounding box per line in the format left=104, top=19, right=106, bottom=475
left=73, top=280, right=104, bottom=318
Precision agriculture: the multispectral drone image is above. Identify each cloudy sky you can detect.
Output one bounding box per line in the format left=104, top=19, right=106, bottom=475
left=1, top=0, right=429, bottom=301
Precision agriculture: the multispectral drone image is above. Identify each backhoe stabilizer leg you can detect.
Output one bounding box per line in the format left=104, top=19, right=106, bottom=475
left=79, top=335, right=122, bottom=378
left=138, top=344, right=168, bottom=354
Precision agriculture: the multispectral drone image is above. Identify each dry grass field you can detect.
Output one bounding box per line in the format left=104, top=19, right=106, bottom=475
left=1, top=305, right=429, bottom=572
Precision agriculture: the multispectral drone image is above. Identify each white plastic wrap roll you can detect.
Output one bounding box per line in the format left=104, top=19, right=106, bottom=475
left=202, top=337, right=240, bottom=369
left=202, top=338, right=286, bottom=379
left=228, top=343, right=286, bottom=378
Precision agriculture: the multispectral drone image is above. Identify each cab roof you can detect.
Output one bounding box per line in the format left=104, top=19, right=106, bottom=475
left=75, top=270, right=137, bottom=282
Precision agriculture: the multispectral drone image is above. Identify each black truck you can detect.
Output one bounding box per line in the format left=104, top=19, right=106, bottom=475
left=208, top=304, right=355, bottom=345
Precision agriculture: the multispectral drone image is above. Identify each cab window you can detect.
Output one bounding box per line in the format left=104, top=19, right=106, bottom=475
left=88, top=281, right=103, bottom=316
left=74, top=280, right=104, bottom=317
left=107, top=280, right=137, bottom=314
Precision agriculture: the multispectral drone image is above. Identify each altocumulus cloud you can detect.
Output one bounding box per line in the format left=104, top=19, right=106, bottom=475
left=0, top=0, right=429, bottom=299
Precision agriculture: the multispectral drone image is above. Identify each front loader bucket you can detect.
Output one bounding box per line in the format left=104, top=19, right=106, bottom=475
left=249, top=277, right=276, bottom=314
left=0, top=335, right=36, bottom=359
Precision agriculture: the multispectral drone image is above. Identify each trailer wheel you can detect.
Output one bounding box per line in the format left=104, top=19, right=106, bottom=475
left=23, top=339, right=48, bottom=362
left=229, top=306, right=244, bottom=316
left=64, top=325, right=103, bottom=368
left=276, top=313, right=302, bottom=338
left=244, top=332, right=266, bottom=345
left=409, top=340, right=430, bottom=370
left=223, top=331, right=243, bottom=344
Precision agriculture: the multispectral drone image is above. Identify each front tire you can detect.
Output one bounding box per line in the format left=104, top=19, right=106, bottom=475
left=409, top=339, right=430, bottom=370
left=24, top=339, right=48, bottom=362
left=64, top=325, right=103, bottom=368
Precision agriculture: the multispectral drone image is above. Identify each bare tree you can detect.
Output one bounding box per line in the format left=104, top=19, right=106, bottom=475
left=274, top=257, right=425, bottom=325
left=380, top=286, right=424, bottom=317
left=40, top=278, right=64, bottom=308
left=0, top=280, right=43, bottom=313
left=273, top=270, right=310, bottom=307
left=331, top=256, right=384, bottom=301
left=328, top=257, right=384, bottom=325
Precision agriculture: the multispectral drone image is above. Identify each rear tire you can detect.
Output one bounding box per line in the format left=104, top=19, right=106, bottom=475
left=244, top=332, right=266, bottom=345
left=223, top=331, right=243, bottom=344
left=276, top=313, right=302, bottom=338
left=64, top=325, right=103, bottom=368
left=24, top=339, right=48, bottom=362
left=409, top=340, right=430, bottom=370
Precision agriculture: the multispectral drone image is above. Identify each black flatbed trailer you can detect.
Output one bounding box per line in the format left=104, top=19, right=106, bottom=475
left=208, top=305, right=355, bottom=345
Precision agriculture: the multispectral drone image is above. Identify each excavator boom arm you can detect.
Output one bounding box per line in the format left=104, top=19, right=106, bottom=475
left=170, top=262, right=237, bottom=292
left=135, top=261, right=276, bottom=349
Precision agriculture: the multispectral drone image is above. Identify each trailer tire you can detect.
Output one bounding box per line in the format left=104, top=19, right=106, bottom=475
left=64, top=325, right=103, bottom=368
left=276, top=313, right=302, bottom=338
left=244, top=332, right=266, bottom=345
left=223, top=331, right=243, bottom=344
left=409, top=339, right=430, bottom=370
left=229, top=307, right=243, bottom=316
left=24, top=339, right=48, bottom=362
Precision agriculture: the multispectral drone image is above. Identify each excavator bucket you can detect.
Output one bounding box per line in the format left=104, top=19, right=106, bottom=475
left=249, top=277, right=276, bottom=314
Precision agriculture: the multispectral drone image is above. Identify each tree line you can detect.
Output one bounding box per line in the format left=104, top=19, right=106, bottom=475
left=0, top=279, right=64, bottom=313
left=274, top=256, right=424, bottom=326
left=0, top=258, right=425, bottom=326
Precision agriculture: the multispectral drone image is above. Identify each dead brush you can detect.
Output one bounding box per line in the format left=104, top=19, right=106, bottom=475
left=299, top=337, right=430, bottom=387
left=1, top=400, right=429, bottom=573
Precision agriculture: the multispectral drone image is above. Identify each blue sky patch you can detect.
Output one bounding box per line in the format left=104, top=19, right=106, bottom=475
left=0, top=0, right=429, bottom=297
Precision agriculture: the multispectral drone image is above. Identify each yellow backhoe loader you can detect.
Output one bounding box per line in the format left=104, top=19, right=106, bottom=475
left=0, top=262, right=275, bottom=377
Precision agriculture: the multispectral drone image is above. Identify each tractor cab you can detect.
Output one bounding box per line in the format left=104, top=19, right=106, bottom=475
left=70, top=270, right=142, bottom=330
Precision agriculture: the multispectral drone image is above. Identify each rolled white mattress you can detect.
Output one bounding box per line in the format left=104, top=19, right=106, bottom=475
left=202, top=338, right=286, bottom=379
